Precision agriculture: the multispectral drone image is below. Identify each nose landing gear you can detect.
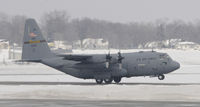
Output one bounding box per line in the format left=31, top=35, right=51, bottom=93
left=158, top=74, right=165, bottom=80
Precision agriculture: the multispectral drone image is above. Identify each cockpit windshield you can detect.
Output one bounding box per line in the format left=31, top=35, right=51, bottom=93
left=159, top=53, right=171, bottom=61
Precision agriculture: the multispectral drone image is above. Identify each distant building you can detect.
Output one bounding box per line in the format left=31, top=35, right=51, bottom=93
left=0, top=39, right=9, bottom=49
left=138, top=39, right=200, bottom=50
left=73, top=38, right=109, bottom=49
left=48, top=40, right=72, bottom=53
left=175, top=42, right=200, bottom=50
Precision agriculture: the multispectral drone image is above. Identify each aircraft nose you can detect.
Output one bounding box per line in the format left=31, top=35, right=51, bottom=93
left=172, top=61, right=180, bottom=70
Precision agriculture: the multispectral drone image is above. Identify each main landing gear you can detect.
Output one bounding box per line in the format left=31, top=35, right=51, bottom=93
left=104, top=78, right=113, bottom=84
left=95, top=79, right=103, bottom=84
left=113, top=77, right=121, bottom=83
left=95, top=77, right=122, bottom=84
left=158, top=74, right=165, bottom=80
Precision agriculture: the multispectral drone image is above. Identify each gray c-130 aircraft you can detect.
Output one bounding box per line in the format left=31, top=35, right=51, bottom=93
left=21, top=18, right=180, bottom=84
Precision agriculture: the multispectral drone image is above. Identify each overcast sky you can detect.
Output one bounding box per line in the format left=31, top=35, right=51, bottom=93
left=0, top=0, right=199, bottom=23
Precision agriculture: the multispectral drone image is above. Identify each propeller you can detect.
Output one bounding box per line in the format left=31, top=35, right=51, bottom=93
left=117, top=51, right=124, bottom=69
left=105, top=51, right=112, bottom=68
left=117, top=51, right=124, bottom=63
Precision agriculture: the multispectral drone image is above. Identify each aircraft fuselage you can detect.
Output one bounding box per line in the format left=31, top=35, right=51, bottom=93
left=42, top=51, right=180, bottom=80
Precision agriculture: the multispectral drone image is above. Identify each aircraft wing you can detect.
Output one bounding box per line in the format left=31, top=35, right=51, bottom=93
left=57, top=54, right=118, bottom=64
left=57, top=54, right=93, bottom=62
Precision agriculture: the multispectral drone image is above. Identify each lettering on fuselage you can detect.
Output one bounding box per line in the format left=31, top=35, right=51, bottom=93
left=136, top=57, right=157, bottom=62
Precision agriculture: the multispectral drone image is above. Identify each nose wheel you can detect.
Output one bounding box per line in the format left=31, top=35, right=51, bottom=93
left=158, top=74, right=165, bottom=80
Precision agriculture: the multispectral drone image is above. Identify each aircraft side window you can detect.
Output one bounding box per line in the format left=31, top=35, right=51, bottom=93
left=160, top=54, right=171, bottom=60
left=162, top=62, right=167, bottom=65
left=160, top=54, right=166, bottom=60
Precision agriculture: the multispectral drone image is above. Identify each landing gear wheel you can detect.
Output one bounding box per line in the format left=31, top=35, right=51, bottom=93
left=104, top=78, right=113, bottom=84
left=95, top=79, right=103, bottom=84
left=114, top=77, right=121, bottom=83
left=158, top=74, right=165, bottom=80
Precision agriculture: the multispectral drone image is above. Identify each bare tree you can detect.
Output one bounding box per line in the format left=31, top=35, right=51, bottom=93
left=41, top=10, right=70, bottom=41
left=10, top=15, right=26, bottom=45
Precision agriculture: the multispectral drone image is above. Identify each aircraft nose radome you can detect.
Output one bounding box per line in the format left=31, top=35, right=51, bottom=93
left=173, top=61, right=180, bottom=70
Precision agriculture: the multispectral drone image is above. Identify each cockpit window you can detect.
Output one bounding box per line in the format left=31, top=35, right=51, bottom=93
left=159, top=54, right=171, bottom=60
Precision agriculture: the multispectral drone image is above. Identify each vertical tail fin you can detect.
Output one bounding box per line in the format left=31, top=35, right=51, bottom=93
left=22, top=18, right=54, bottom=61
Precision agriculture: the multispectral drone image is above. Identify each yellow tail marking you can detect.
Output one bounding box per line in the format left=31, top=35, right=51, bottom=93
left=29, top=40, right=41, bottom=44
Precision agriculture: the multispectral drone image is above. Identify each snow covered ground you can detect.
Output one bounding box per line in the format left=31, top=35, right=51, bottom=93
left=0, top=49, right=200, bottom=101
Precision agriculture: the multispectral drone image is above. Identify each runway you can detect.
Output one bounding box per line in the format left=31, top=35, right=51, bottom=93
left=0, top=81, right=199, bottom=86
left=0, top=63, right=200, bottom=104
left=0, top=99, right=200, bottom=107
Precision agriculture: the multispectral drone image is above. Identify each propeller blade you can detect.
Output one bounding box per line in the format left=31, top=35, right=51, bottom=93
left=117, top=51, right=124, bottom=70
left=105, top=51, right=112, bottom=68
left=117, top=51, right=124, bottom=63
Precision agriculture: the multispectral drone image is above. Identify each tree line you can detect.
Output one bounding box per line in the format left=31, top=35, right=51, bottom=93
left=0, top=10, right=200, bottom=49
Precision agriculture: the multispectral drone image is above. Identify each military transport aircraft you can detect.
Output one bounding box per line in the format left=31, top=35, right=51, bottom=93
left=21, top=18, right=180, bottom=84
